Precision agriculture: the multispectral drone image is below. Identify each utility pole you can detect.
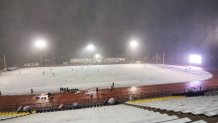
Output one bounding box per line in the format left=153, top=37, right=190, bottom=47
left=3, top=55, right=7, bottom=72
left=155, top=53, right=158, bottom=64
left=162, top=52, right=165, bottom=64
left=132, top=55, right=135, bottom=63
left=40, top=54, right=43, bottom=66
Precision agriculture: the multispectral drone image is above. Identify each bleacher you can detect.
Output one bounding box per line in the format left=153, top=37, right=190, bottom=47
left=131, top=95, right=218, bottom=117
left=125, top=92, right=218, bottom=123
left=0, top=112, right=30, bottom=121
left=1, top=104, right=192, bottom=123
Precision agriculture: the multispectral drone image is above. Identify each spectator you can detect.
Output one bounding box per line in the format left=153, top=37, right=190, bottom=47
left=48, top=92, right=52, bottom=97
left=42, top=70, right=45, bottom=75
left=31, top=88, right=34, bottom=94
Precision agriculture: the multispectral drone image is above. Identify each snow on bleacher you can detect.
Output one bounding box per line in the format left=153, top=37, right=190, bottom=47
left=134, top=96, right=218, bottom=117
left=191, top=120, right=207, bottom=123
left=0, top=116, right=13, bottom=120
left=1, top=104, right=191, bottom=123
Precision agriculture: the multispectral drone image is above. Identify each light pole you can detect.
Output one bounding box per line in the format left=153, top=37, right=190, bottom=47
left=155, top=53, right=158, bottom=64
left=34, top=39, right=47, bottom=66
left=3, top=55, right=7, bottom=71
left=84, top=44, right=96, bottom=65
left=85, top=44, right=96, bottom=58
left=129, top=39, right=138, bottom=63
left=162, top=52, right=165, bottom=64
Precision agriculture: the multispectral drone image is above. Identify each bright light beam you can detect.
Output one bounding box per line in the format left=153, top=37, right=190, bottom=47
left=189, top=54, right=202, bottom=64
left=34, top=39, right=47, bottom=49
left=130, top=86, right=137, bottom=92
left=86, top=44, right=95, bottom=51
left=129, top=40, right=138, bottom=49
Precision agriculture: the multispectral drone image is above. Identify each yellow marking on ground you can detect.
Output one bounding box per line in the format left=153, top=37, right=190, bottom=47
left=126, top=96, right=185, bottom=104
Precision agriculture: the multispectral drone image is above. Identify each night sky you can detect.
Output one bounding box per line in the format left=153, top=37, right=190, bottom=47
left=1, top=0, right=218, bottom=66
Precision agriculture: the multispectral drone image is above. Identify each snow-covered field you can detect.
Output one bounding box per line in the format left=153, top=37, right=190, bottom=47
left=0, top=64, right=212, bottom=95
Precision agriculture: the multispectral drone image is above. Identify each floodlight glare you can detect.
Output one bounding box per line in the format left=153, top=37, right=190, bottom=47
left=130, top=86, right=137, bottom=92
left=129, top=40, right=138, bottom=49
left=189, top=54, right=202, bottom=64
left=94, top=54, right=101, bottom=59
left=34, top=39, right=47, bottom=49
left=86, top=44, right=95, bottom=51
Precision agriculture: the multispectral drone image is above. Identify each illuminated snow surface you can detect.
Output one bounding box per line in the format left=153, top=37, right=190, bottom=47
left=1, top=105, right=189, bottom=123
left=0, top=64, right=212, bottom=95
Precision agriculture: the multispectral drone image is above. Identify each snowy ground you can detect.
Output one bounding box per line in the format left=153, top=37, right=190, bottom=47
left=0, top=64, right=212, bottom=95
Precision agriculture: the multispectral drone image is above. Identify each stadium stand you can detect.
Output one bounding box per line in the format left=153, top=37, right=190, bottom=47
left=191, top=120, right=207, bottom=123
left=125, top=94, right=218, bottom=122
left=160, top=117, right=192, bottom=123
left=127, top=96, right=185, bottom=104
left=1, top=104, right=193, bottom=123
left=131, top=95, right=218, bottom=117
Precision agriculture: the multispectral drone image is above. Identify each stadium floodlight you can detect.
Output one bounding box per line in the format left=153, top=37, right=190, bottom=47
left=86, top=44, right=95, bottom=51
left=189, top=54, right=202, bottom=64
left=129, top=39, right=138, bottom=63
left=129, top=40, right=138, bottom=50
left=187, top=81, right=202, bottom=88
left=34, top=38, right=47, bottom=66
left=34, top=39, right=47, bottom=49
